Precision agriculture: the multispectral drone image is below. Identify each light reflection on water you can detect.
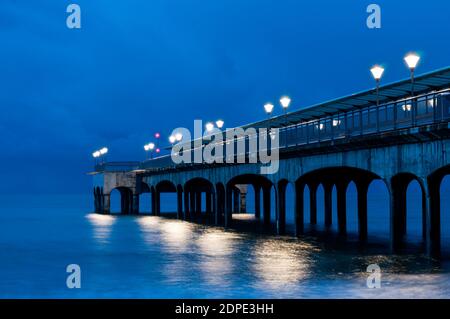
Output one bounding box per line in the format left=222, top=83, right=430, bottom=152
left=81, top=213, right=450, bottom=298
left=2, top=194, right=450, bottom=298
left=253, top=240, right=311, bottom=289
left=85, top=213, right=116, bottom=244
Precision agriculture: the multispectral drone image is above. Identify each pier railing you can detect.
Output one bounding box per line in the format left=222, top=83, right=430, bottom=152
left=100, top=89, right=450, bottom=173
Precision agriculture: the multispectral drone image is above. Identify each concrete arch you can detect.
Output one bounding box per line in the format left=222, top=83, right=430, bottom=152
left=109, top=186, right=134, bottom=215
left=390, top=172, right=427, bottom=250
left=426, top=164, right=450, bottom=256
left=183, top=177, right=215, bottom=222
left=225, top=174, right=275, bottom=229
left=155, top=180, right=177, bottom=193
left=294, top=166, right=380, bottom=239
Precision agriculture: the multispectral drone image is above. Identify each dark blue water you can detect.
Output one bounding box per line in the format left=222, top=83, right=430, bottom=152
left=0, top=190, right=450, bottom=298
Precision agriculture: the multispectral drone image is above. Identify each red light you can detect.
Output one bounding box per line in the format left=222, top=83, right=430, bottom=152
left=156, top=148, right=161, bottom=153
left=155, top=132, right=160, bottom=138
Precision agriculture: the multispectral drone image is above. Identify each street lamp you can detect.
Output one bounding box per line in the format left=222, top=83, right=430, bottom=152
left=169, top=135, right=176, bottom=145
left=264, top=103, right=274, bottom=118
left=215, top=119, right=224, bottom=129
left=280, top=96, right=291, bottom=146
left=404, top=53, right=420, bottom=125
left=404, top=53, right=420, bottom=97
left=175, top=133, right=183, bottom=142
left=144, top=142, right=155, bottom=159
left=205, top=122, right=214, bottom=132
left=280, top=96, right=291, bottom=126
left=370, top=65, right=384, bottom=107
left=371, top=65, right=385, bottom=132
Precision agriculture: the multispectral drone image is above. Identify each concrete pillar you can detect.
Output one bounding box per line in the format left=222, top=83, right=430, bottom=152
left=225, top=187, right=233, bottom=227
left=195, top=192, right=202, bottom=216
left=121, top=190, right=130, bottom=215
left=132, top=194, right=139, bottom=215
left=177, top=189, right=183, bottom=219
left=323, top=182, right=333, bottom=228
left=155, top=191, right=161, bottom=216
left=389, top=181, right=405, bottom=251
left=308, top=182, right=318, bottom=225
left=151, top=189, right=157, bottom=216
left=295, top=183, right=305, bottom=236
left=189, top=192, right=195, bottom=217
left=262, top=186, right=271, bottom=228
left=235, top=185, right=248, bottom=213
left=206, top=192, right=212, bottom=216
left=233, top=188, right=240, bottom=214
left=184, top=191, right=190, bottom=220
left=103, top=194, right=110, bottom=214
left=254, top=186, right=261, bottom=219
left=357, top=180, right=370, bottom=242
left=94, top=190, right=99, bottom=213
left=426, top=176, right=441, bottom=256
left=336, top=181, right=348, bottom=235
left=276, top=184, right=286, bottom=235
left=215, top=186, right=224, bottom=225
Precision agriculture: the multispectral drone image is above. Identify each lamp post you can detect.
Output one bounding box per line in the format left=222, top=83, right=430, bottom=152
left=169, top=135, right=176, bottom=146
left=370, top=65, right=385, bottom=131
left=264, top=103, right=274, bottom=141
left=280, top=96, right=291, bottom=146
left=144, top=142, right=155, bottom=159
left=215, top=120, right=224, bottom=129
left=404, top=53, right=420, bottom=126
left=205, top=122, right=214, bottom=133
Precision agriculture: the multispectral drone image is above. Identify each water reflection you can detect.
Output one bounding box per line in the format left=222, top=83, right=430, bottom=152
left=253, top=240, right=311, bottom=289
left=196, top=230, right=240, bottom=286
left=86, top=213, right=116, bottom=244
left=159, top=220, right=194, bottom=251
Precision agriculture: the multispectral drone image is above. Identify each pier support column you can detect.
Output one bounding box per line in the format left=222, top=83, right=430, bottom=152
left=357, top=179, right=370, bottom=242
left=336, top=181, right=348, bottom=236
left=121, top=190, right=131, bottom=215
left=151, top=188, right=156, bottom=216
left=215, top=185, right=225, bottom=226
left=103, top=194, right=110, bottom=214
left=184, top=191, right=190, bottom=220
left=233, top=188, right=240, bottom=214
left=389, top=176, right=409, bottom=251
left=206, top=192, right=212, bottom=216
left=426, top=176, right=441, bottom=257
left=308, top=182, right=318, bottom=225
left=195, top=192, right=202, bottom=217
left=323, top=182, right=333, bottom=228
left=225, top=186, right=233, bottom=227
left=276, top=182, right=287, bottom=235
left=262, top=186, right=271, bottom=228
left=295, top=182, right=305, bottom=236
left=132, top=194, right=139, bottom=215
left=155, top=191, right=161, bottom=216
left=189, top=192, right=195, bottom=218
left=389, top=182, right=406, bottom=251
left=254, top=186, right=261, bottom=219
left=177, top=188, right=183, bottom=219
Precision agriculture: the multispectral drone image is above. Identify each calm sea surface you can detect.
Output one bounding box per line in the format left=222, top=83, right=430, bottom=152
left=0, top=190, right=449, bottom=299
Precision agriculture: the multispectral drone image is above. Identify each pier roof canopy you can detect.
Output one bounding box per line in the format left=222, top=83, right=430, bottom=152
left=245, top=66, right=450, bottom=129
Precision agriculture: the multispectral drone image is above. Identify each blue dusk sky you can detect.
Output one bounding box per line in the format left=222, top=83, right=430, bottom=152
left=0, top=0, right=449, bottom=194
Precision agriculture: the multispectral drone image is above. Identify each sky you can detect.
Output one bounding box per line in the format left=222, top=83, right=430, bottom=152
left=0, top=0, right=450, bottom=194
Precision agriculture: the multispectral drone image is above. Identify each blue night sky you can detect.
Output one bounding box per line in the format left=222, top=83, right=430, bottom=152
left=0, top=0, right=449, bottom=194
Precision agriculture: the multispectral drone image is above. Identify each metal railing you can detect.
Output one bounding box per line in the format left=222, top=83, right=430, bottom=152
left=100, top=89, right=450, bottom=172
